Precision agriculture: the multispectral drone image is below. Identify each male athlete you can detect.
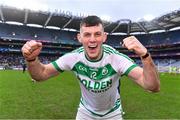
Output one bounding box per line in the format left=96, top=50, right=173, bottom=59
left=21, top=16, right=160, bottom=119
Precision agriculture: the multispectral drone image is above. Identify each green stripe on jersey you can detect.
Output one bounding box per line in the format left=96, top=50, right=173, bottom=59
left=72, top=47, right=84, bottom=53
left=103, top=45, right=134, bottom=62
left=51, top=61, right=64, bottom=72
left=72, top=62, right=117, bottom=80
left=124, top=64, right=138, bottom=76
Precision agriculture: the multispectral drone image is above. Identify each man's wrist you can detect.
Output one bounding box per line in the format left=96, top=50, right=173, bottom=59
left=141, top=52, right=150, bottom=59
left=26, top=58, right=37, bottom=62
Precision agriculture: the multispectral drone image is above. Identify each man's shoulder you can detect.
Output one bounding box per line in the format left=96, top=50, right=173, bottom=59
left=103, top=44, right=133, bottom=62
left=102, top=44, right=119, bottom=55
left=60, top=47, right=83, bottom=59
left=71, top=46, right=84, bottom=54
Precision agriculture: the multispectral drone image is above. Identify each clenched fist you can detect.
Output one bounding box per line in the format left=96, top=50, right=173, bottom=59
left=122, top=36, right=147, bottom=57
left=21, top=40, right=42, bottom=61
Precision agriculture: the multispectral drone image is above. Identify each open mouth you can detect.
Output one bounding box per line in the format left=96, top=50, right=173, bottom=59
left=88, top=45, right=98, bottom=50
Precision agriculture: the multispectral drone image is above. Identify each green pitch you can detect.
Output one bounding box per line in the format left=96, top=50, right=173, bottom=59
left=0, top=70, right=180, bottom=119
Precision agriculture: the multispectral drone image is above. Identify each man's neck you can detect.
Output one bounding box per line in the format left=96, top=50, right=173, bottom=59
left=85, top=49, right=103, bottom=62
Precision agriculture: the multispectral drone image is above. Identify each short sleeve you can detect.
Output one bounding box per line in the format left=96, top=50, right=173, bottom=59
left=51, top=53, right=79, bottom=72
left=111, top=53, right=138, bottom=76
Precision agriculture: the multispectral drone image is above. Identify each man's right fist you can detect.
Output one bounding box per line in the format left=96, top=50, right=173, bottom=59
left=21, top=40, right=42, bottom=61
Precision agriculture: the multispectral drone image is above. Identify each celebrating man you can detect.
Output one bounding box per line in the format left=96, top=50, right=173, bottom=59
left=21, top=15, right=160, bottom=119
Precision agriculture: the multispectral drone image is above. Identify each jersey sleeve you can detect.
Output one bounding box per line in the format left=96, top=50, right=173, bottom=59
left=51, top=53, right=79, bottom=72
left=111, top=53, right=138, bottom=76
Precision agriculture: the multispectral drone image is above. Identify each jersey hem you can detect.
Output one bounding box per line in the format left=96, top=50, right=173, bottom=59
left=80, top=98, right=121, bottom=117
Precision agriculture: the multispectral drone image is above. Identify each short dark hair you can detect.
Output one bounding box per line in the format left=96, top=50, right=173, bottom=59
left=80, top=15, right=103, bottom=28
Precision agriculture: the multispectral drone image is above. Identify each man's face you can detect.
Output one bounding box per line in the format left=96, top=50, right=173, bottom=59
left=77, top=24, right=107, bottom=60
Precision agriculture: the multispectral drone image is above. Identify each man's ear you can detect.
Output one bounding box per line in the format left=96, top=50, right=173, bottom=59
left=77, top=33, right=82, bottom=43
left=103, top=32, right=107, bottom=43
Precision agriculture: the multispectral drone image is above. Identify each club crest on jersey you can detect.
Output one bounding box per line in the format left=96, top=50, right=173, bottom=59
left=102, top=67, right=108, bottom=75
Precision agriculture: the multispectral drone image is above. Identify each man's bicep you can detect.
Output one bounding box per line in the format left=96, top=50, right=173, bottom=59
left=127, top=66, right=145, bottom=87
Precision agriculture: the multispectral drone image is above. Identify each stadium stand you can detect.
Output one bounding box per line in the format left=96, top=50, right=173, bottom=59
left=0, top=6, right=180, bottom=73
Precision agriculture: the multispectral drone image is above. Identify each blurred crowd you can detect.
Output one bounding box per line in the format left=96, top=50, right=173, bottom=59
left=0, top=54, right=58, bottom=69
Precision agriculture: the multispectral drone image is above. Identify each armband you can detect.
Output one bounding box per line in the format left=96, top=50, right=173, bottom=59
left=26, top=58, right=36, bottom=62
left=141, top=52, right=150, bottom=59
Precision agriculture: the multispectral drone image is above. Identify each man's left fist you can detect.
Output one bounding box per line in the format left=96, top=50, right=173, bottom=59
left=122, top=36, right=147, bottom=57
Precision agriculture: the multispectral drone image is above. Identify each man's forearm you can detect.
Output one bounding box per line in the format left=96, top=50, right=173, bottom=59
left=141, top=54, right=160, bottom=92
left=27, top=58, right=47, bottom=81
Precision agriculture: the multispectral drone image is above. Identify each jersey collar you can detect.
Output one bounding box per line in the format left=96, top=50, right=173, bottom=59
left=85, top=48, right=104, bottom=62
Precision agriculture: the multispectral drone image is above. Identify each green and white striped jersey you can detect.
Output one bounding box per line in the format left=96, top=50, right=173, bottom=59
left=52, top=44, right=137, bottom=117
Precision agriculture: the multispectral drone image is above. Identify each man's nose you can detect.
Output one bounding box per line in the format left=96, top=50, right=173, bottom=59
left=89, top=35, right=96, bottom=42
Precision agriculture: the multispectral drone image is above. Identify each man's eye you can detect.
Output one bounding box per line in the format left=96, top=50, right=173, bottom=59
left=95, top=33, right=102, bottom=37
left=84, top=33, right=91, bottom=37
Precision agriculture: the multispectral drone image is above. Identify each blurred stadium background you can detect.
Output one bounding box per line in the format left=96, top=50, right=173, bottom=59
left=0, top=5, right=180, bottom=119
